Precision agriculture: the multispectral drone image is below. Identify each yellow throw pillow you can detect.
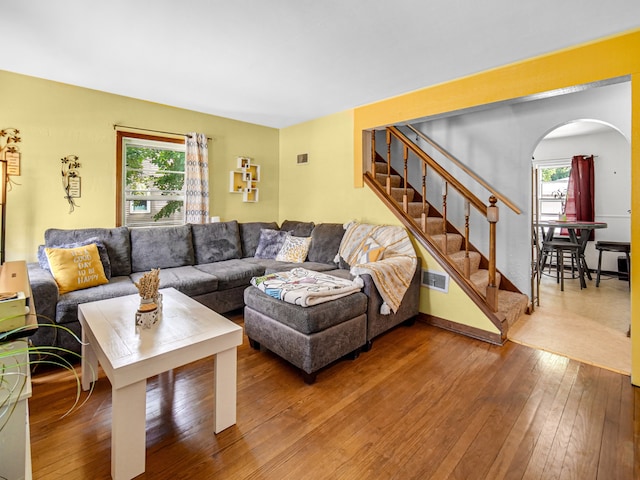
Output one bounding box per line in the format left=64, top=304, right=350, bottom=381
left=45, top=243, right=109, bottom=294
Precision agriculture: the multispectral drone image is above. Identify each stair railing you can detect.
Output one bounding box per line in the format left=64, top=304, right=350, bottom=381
left=408, top=125, right=521, bottom=215
left=375, top=126, right=505, bottom=311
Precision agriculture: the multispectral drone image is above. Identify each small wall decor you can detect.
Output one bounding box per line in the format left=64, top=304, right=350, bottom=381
left=61, top=155, right=81, bottom=213
left=0, top=128, right=21, bottom=263
left=229, top=156, right=260, bottom=202
left=0, top=128, right=22, bottom=178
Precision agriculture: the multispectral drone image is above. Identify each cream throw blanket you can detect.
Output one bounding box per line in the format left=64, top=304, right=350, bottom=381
left=337, top=223, right=417, bottom=314
left=251, top=268, right=362, bottom=307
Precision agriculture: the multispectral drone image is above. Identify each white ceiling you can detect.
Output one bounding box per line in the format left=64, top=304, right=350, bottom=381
left=3, top=1, right=640, bottom=129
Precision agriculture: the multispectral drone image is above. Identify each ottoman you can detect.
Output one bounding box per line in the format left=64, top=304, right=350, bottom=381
left=243, top=286, right=368, bottom=384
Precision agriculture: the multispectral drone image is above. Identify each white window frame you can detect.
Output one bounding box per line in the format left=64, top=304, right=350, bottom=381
left=117, top=132, right=186, bottom=227
left=533, top=158, right=571, bottom=222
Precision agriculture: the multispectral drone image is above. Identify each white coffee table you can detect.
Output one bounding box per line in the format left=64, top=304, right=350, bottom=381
left=78, top=288, right=243, bottom=480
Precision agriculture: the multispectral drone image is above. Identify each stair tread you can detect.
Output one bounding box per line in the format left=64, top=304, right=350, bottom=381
left=376, top=173, right=401, bottom=188
left=497, top=290, right=529, bottom=328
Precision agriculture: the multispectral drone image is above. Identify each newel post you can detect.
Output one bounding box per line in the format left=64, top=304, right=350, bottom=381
left=486, top=195, right=499, bottom=312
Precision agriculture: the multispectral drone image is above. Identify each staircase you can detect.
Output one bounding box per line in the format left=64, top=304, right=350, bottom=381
left=366, top=130, right=529, bottom=344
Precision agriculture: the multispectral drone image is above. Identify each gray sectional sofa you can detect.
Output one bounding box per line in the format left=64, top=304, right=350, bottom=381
left=27, top=220, right=421, bottom=359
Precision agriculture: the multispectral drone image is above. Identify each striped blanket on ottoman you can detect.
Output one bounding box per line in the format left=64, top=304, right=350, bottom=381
left=250, top=268, right=362, bottom=307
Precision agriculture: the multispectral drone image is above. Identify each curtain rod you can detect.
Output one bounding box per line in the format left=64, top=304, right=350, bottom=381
left=532, top=155, right=599, bottom=162
left=113, top=124, right=212, bottom=141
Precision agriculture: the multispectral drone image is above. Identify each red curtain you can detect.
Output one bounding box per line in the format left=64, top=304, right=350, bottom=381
left=565, top=154, right=595, bottom=239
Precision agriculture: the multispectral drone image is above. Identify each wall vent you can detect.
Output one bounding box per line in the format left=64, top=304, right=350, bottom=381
left=297, top=153, right=308, bottom=165
left=421, top=269, right=449, bottom=293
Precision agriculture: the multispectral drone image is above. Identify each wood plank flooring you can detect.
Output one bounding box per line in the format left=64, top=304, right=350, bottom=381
left=27, top=315, right=636, bottom=479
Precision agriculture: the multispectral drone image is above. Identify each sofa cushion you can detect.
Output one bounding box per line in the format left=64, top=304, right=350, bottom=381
left=45, top=227, right=131, bottom=276
left=45, top=243, right=110, bottom=295
left=129, top=266, right=217, bottom=297
left=55, top=276, right=139, bottom=324
left=242, top=258, right=339, bottom=274
left=275, top=235, right=311, bottom=263
left=307, top=223, right=345, bottom=265
left=280, top=220, right=315, bottom=237
left=39, top=237, right=112, bottom=280
left=195, top=259, right=265, bottom=290
left=191, top=221, right=242, bottom=264
left=239, top=222, right=279, bottom=257
left=130, top=225, right=194, bottom=272
left=254, top=229, right=290, bottom=259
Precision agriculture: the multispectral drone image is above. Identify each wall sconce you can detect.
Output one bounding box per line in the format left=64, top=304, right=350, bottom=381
left=61, top=155, right=81, bottom=213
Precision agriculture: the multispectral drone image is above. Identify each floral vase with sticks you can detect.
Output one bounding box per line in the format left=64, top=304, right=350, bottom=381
left=133, top=268, right=162, bottom=329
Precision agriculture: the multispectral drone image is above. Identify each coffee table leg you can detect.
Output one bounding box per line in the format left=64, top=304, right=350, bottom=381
left=214, top=347, right=237, bottom=433
left=112, top=380, right=146, bottom=480
left=80, top=314, right=97, bottom=392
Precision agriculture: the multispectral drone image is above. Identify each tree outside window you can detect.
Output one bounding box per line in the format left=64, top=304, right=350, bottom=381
left=117, top=132, right=186, bottom=227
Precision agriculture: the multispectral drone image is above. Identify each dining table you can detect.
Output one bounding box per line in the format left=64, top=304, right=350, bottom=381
left=536, top=219, right=608, bottom=288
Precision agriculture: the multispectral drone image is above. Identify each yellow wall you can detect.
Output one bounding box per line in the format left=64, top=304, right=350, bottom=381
left=279, top=111, right=499, bottom=334
left=279, top=110, right=396, bottom=224
left=353, top=29, right=640, bottom=383
left=0, top=70, right=279, bottom=262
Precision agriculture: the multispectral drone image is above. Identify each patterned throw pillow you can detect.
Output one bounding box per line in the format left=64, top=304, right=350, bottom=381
left=254, top=229, right=290, bottom=259
left=276, top=236, right=312, bottom=263
left=355, top=238, right=385, bottom=265
left=45, top=243, right=109, bottom=294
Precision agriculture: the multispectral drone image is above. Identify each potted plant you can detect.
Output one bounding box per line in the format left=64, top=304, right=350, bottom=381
left=0, top=315, right=93, bottom=432
left=0, top=313, right=93, bottom=478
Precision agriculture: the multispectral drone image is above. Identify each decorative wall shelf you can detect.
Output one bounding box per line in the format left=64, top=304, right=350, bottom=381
left=229, top=157, right=260, bottom=202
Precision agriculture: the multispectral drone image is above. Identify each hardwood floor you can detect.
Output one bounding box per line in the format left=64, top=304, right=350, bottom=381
left=28, top=314, right=636, bottom=479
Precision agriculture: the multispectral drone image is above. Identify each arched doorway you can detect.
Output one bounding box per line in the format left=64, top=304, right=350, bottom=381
left=509, top=119, right=631, bottom=374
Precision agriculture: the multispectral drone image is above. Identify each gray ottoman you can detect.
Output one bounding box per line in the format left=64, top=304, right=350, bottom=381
left=243, top=286, right=368, bottom=383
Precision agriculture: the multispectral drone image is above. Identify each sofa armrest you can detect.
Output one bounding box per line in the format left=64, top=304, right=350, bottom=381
left=360, top=257, right=421, bottom=342
left=27, top=262, right=59, bottom=324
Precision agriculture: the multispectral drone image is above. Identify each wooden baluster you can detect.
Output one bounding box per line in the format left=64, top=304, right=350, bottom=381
left=370, top=130, right=376, bottom=175
left=486, top=196, right=499, bottom=311
left=386, top=129, right=392, bottom=194
left=402, top=145, right=409, bottom=212
left=421, top=162, right=427, bottom=232
left=441, top=181, right=448, bottom=253
left=464, top=200, right=470, bottom=278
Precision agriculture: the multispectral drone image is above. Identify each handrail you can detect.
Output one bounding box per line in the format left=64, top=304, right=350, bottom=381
left=382, top=126, right=501, bottom=312
left=388, top=126, right=488, bottom=216
left=407, top=125, right=521, bottom=215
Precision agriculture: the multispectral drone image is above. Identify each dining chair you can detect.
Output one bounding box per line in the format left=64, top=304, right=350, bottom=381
left=541, top=238, right=584, bottom=291
left=595, top=241, right=630, bottom=288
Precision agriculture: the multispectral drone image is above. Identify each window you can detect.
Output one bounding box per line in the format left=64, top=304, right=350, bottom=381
left=535, top=161, right=571, bottom=221
left=117, top=132, right=186, bottom=227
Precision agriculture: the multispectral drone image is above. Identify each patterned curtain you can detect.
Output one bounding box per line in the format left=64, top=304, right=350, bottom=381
left=184, top=132, right=209, bottom=224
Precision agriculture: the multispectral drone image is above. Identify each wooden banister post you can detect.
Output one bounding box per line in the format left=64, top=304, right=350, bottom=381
left=386, top=129, right=392, bottom=194
left=421, top=162, right=427, bottom=232
left=464, top=200, right=470, bottom=278
left=402, top=145, right=409, bottom=212
left=370, top=130, right=376, bottom=175
left=486, top=195, right=499, bottom=312
left=441, top=181, right=448, bottom=253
